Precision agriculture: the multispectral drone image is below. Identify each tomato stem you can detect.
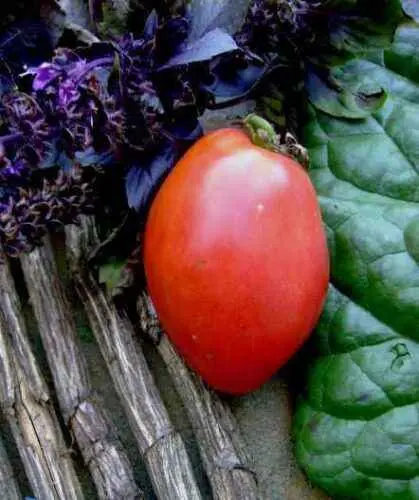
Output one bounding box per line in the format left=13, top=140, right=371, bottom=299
left=243, top=113, right=279, bottom=151
left=242, top=113, right=310, bottom=168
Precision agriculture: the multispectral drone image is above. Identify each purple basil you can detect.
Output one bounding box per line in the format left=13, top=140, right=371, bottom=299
left=0, top=6, right=267, bottom=259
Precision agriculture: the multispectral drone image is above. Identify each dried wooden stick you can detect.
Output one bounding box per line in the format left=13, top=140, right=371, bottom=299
left=65, top=218, right=203, bottom=500
left=138, top=293, right=259, bottom=500
left=20, top=240, right=143, bottom=500
left=0, top=251, right=84, bottom=500
left=66, top=22, right=101, bottom=43
left=0, top=433, right=21, bottom=500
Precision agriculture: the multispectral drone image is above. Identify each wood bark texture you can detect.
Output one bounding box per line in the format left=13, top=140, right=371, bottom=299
left=137, top=293, right=259, bottom=500
left=65, top=218, right=203, bottom=500
left=20, top=239, right=143, bottom=500
left=0, top=215, right=261, bottom=499
left=0, top=250, right=84, bottom=500
left=0, top=433, right=21, bottom=500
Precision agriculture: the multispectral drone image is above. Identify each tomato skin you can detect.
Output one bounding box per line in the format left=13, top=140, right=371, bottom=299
left=143, top=128, right=329, bottom=395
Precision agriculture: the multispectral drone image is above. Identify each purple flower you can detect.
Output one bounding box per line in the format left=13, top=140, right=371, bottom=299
left=58, top=78, right=80, bottom=108
left=0, top=7, right=244, bottom=259
left=0, top=171, right=96, bottom=258
left=29, top=62, right=62, bottom=91
left=0, top=158, right=28, bottom=180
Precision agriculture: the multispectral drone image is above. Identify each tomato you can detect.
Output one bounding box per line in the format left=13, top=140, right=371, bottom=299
left=143, top=127, right=329, bottom=395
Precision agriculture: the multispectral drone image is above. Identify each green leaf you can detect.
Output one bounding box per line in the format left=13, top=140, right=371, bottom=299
left=309, top=0, right=408, bottom=67
left=294, top=23, right=419, bottom=499
left=307, top=67, right=388, bottom=119
left=402, top=0, right=419, bottom=21
left=306, top=0, right=411, bottom=118
left=99, top=259, right=127, bottom=294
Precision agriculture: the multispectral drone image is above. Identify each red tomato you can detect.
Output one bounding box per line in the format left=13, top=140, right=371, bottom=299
left=143, top=128, right=329, bottom=395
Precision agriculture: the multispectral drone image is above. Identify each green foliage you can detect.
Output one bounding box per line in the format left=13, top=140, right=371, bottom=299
left=294, top=23, right=419, bottom=499
left=99, top=259, right=128, bottom=295
left=98, top=2, right=127, bottom=38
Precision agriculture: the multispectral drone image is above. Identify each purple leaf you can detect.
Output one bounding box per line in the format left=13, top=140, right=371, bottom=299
left=75, top=147, right=114, bottom=167
left=125, top=147, right=176, bottom=212
left=160, top=28, right=238, bottom=70
left=187, top=0, right=251, bottom=42
left=167, top=120, right=203, bottom=143
left=58, top=79, right=80, bottom=107
left=30, top=62, right=61, bottom=91
left=144, top=9, right=159, bottom=37
left=203, top=58, right=267, bottom=100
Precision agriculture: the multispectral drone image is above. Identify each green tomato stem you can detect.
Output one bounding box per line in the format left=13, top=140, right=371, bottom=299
left=242, top=113, right=310, bottom=169
left=243, top=113, right=279, bottom=152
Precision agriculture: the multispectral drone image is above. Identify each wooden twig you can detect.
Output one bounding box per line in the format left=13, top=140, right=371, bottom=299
left=20, top=240, right=143, bottom=500
left=66, top=22, right=101, bottom=43
left=66, top=218, right=203, bottom=500
left=0, top=251, right=84, bottom=500
left=0, top=433, right=21, bottom=500
left=138, top=294, right=260, bottom=500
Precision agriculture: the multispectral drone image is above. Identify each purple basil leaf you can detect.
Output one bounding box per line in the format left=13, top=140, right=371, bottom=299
left=38, top=138, right=61, bottom=169
left=187, top=0, right=251, bottom=42
left=0, top=74, right=13, bottom=95
left=154, top=17, right=190, bottom=63
left=0, top=159, right=28, bottom=185
left=203, top=59, right=267, bottom=100
left=30, top=62, right=61, bottom=91
left=160, top=28, right=238, bottom=70
left=167, top=120, right=203, bottom=142
left=144, top=9, right=159, bottom=37
left=55, top=152, right=74, bottom=172
left=125, top=146, right=176, bottom=212
left=75, top=147, right=114, bottom=167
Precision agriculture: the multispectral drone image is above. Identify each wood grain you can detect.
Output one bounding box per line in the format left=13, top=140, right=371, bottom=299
left=20, top=240, right=143, bottom=500
left=0, top=250, right=84, bottom=500
left=138, top=293, right=259, bottom=500
left=66, top=218, right=203, bottom=500
left=0, top=432, right=21, bottom=500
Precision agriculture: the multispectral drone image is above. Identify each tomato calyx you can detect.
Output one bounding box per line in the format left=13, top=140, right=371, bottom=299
left=242, top=113, right=309, bottom=168
left=243, top=113, right=279, bottom=150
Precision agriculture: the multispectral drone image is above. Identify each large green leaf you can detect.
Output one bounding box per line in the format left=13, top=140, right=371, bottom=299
left=294, top=23, right=419, bottom=499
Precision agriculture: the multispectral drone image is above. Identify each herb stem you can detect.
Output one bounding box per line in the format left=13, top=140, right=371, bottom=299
left=71, top=57, right=114, bottom=84
left=0, top=133, right=22, bottom=144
